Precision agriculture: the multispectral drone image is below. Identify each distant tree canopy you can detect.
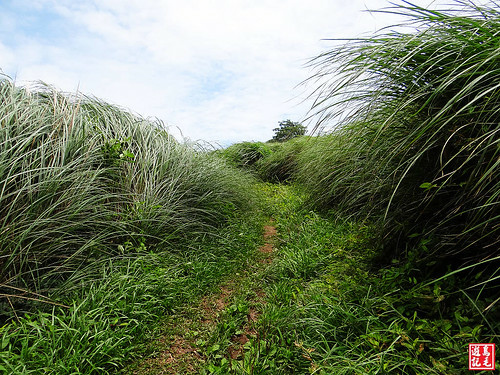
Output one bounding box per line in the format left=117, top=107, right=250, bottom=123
left=271, top=120, right=306, bottom=142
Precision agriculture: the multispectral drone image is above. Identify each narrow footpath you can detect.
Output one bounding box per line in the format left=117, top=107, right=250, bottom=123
left=129, top=219, right=277, bottom=374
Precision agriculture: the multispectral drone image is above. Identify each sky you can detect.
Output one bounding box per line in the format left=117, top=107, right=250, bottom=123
left=0, top=0, right=458, bottom=145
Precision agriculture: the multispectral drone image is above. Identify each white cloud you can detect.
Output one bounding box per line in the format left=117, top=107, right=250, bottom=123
left=0, top=0, right=470, bottom=145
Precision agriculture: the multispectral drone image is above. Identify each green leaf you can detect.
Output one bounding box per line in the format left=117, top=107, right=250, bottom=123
left=419, top=182, right=437, bottom=190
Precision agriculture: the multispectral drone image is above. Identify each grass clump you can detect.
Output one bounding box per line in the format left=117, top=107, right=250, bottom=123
left=216, top=137, right=312, bottom=184
left=299, top=0, right=500, bottom=290
left=0, top=77, right=255, bottom=297
left=216, top=141, right=272, bottom=171
left=0, top=77, right=260, bottom=373
left=255, top=137, right=310, bottom=183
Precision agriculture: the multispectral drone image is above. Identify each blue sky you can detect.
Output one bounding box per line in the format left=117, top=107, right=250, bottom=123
left=1, top=0, right=449, bottom=145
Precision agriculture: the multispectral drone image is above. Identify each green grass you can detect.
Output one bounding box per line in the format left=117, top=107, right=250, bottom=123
left=201, top=183, right=499, bottom=374
left=207, top=4, right=500, bottom=371
left=0, top=77, right=262, bottom=373
left=255, top=137, right=310, bottom=183
left=301, top=0, right=500, bottom=275
left=0, top=77, right=256, bottom=297
left=1, top=2, right=500, bottom=373
left=0, top=212, right=265, bottom=374
left=215, top=142, right=272, bottom=171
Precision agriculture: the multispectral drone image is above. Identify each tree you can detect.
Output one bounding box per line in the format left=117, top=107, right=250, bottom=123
left=271, top=120, right=306, bottom=142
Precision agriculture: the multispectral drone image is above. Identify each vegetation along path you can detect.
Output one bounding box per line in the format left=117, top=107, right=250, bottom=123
left=127, top=208, right=278, bottom=374
left=127, top=181, right=499, bottom=374
left=1, top=2, right=499, bottom=374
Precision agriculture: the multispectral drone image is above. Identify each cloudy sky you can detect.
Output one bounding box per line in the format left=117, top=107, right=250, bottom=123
left=1, top=0, right=449, bottom=145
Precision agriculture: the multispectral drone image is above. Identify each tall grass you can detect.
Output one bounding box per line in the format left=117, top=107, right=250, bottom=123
left=216, top=141, right=272, bottom=170
left=217, top=137, right=312, bottom=183
left=0, top=76, right=263, bottom=373
left=300, top=1, right=500, bottom=281
left=0, top=77, right=256, bottom=313
left=256, top=136, right=310, bottom=183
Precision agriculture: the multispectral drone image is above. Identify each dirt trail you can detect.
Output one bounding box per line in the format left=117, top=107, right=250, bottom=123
left=131, top=220, right=277, bottom=374
left=259, top=224, right=277, bottom=254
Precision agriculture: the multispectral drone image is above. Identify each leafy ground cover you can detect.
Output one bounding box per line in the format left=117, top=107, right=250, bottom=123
left=200, top=184, right=499, bottom=374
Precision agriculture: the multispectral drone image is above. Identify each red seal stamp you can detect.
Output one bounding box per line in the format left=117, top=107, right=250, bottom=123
left=469, top=343, right=495, bottom=371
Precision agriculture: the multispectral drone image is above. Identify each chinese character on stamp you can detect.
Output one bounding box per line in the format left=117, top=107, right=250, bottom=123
left=469, top=343, right=495, bottom=371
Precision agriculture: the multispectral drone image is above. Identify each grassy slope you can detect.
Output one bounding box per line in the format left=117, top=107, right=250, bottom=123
left=0, top=79, right=262, bottom=374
